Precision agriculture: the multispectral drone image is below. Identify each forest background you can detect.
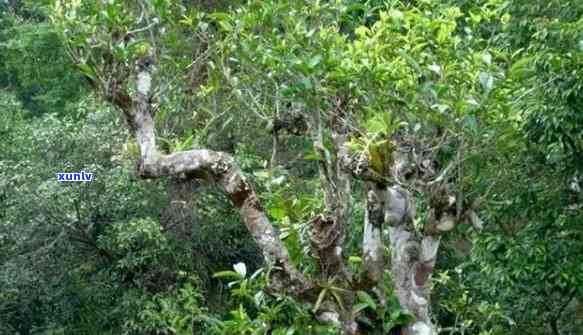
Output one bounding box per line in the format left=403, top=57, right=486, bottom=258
left=0, top=0, right=582, bottom=334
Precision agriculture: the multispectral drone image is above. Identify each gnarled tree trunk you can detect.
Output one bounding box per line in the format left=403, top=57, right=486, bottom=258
left=384, top=185, right=439, bottom=335
left=108, top=62, right=314, bottom=297
left=90, top=50, right=479, bottom=334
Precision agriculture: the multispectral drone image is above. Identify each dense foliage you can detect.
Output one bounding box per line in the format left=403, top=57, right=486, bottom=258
left=1, top=0, right=581, bottom=334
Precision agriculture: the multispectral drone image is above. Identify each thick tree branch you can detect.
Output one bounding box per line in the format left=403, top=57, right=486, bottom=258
left=108, top=66, right=312, bottom=296
left=339, top=153, right=390, bottom=186
left=362, top=183, right=385, bottom=285
left=309, top=103, right=352, bottom=282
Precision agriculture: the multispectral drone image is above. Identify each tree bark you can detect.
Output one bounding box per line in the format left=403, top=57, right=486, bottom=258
left=310, top=107, right=352, bottom=281
left=362, top=183, right=385, bottom=285
left=309, top=100, right=358, bottom=334
left=98, top=56, right=472, bottom=335
left=386, top=185, right=439, bottom=335
left=109, top=64, right=312, bottom=296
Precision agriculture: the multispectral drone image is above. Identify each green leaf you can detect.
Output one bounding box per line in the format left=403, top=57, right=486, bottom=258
left=352, top=303, right=369, bottom=314
left=508, top=57, right=535, bottom=80
left=357, top=291, right=377, bottom=310
left=299, top=77, right=313, bottom=90
left=365, top=114, right=386, bottom=134
left=269, top=206, right=286, bottom=221
left=174, top=134, right=194, bottom=151
left=209, top=12, right=231, bottom=22
left=213, top=270, right=242, bottom=279
left=329, top=289, right=345, bottom=311
left=313, top=288, right=328, bottom=313
left=464, top=114, right=478, bottom=134
left=308, top=55, right=323, bottom=69
left=346, top=139, right=365, bottom=153
left=389, top=9, right=404, bottom=21
left=391, top=310, right=416, bottom=325
left=397, top=49, right=422, bottom=74
left=77, top=63, right=96, bottom=81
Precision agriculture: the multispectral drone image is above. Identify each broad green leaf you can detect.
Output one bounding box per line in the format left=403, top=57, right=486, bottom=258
left=77, top=63, right=96, bottom=81
left=213, top=270, right=242, bottom=279
left=357, top=290, right=377, bottom=310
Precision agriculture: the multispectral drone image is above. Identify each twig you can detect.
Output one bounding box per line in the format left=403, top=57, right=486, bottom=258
left=127, top=21, right=157, bottom=35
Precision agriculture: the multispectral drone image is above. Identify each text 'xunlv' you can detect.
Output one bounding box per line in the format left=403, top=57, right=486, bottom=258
left=56, top=171, right=93, bottom=182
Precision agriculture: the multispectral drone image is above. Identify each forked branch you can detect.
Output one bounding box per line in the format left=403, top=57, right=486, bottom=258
left=108, top=65, right=312, bottom=296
